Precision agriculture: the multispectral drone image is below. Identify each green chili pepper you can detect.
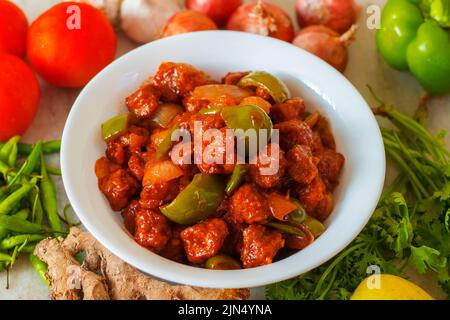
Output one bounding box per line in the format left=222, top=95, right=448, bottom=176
left=377, top=0, right=450, bottom=95
left=0, top=136, right=21, bottom=162
left=0, top=140, right=61, bottom=155
left=101, top=114, right=129, bottom=141
left=19, top=243, right=36, bottom=253
left=161, top=174, right=226, bottom=225
left=225, top=165, right=247, bottom=196
left=205, top=254, right=241, bottom=270
left=286, top=199, right=307, bottom=225
left=7, top=143, right=18, bottom=167
left=0, top=215, right=49, bottom=234
left=45, top=165, right=62, bottom=176
left=22, top=141, right=43, bottom=176
left=40, top=153, right=63, bottom=232
left=29, top=254, right=50, bottom=287
left=304, top=216, right=325, bottom=238
left=238, top=71, right=291, bottom=104
left=156, top=124, right=179, bottom=160
left=0, top=252, right=13, bottom=262
left=12, top=208, right=30, bottom=220
left=29, top=188, right=44, bottom=224
left=0, top=179, right=36, bottom=216
left=266, top=222, right=306, bottom=237
left=0, top=234, right=45, bottom=250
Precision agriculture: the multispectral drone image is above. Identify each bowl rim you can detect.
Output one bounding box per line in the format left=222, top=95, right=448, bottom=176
left=61, top=30, right=385, bottom=288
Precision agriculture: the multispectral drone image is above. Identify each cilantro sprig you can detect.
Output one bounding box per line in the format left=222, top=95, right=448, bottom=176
left=267, top=95, right=450, bottom=300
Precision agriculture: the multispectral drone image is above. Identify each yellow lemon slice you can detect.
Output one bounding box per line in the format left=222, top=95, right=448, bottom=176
left=351, top=274, right=434, bottom=300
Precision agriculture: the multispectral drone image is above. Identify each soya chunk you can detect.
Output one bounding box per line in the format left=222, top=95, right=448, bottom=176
left=241, top=225, right=284, bottom=268
left=135, top=209, right=172, bottom=252
left=180, top=218, right=229, bottom=264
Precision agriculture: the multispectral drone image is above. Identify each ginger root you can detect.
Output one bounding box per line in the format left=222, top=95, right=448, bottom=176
left=34, top=228, right=249, bottom=300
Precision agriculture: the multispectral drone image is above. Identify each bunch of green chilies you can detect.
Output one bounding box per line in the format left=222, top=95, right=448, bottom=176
left=0, top=138, right=63, bottom=288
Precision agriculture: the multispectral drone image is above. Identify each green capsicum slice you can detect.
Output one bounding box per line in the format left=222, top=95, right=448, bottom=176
left=205, top=254, right=241, bottom=270
left=304, top=216, right=326, bottom=238
left=225, top=165, right=247, bottom=196
left=156, top=124, right=179, bottom=160
left=285, top=199, right=307, bottom=225
left=266, top=222, right=306, bottom=237
left=101, top=114, right=129, bottom=141
left=160, top=174, right=226, bottom=225
left=221, top=104, right=273, bottom=153
left=237, top=71, right=291, bottom=104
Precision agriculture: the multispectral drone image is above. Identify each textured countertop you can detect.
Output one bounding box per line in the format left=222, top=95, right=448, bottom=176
left=0, top=0, right=448, bottom=300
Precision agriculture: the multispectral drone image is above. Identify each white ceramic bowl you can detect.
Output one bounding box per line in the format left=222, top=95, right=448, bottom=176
left=61, top=31, right=385, bottom=289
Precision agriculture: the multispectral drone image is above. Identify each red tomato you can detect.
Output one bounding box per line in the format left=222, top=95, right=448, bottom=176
left=0, top=54, right=40, bottom=141
left=227, top=1, right=295, bottom=42
left=162, top=10, right=218, bottom=37
left=185, top=0, right=243, bottom=26
left=26, top=2, right=116, bottom=88
left=0, top=0, right=28, bottom=57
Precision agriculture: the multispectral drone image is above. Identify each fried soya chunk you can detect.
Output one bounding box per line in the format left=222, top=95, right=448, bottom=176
left=197, top=127, right=235, bottom=175
left=151, top=62, right=208, bottom=102
left=228, top=184, right=271, bottom=225
left=139, top=180, right=178, bottom=210
left=180, top=218, right=229, bottom=264
left=286, top=145, right=318, bottom=185
left=222, top=220, right=245, bottom=256
left=315, top=115, right=336, bottom=150
left=188, top=112, right=225, bottom=136
left=248, top=143, right=287, bottom=189
left=222, top=71, right=250, bottom=85
left=316, top=148, right=345, bottom=185
left=127, top=152, right=148, bottom=181
left=241, top=225, right=284, bottom=268
left=98, top=169, right=140, bottom=211
left=94, top=156, right=120, bottom=180
left=182, top=94, right=209, bottom=113
left=106, top=126, right=149, bottom=165
left=121, top=199, right=140, bottom=234
left=160, top=225, right=185, bottom=262
left=274, top=119, right=313, bottom=151
left=126, top=84, right=161, bottom=120
left=297, top=177, right=326, bottom=214
left=135, top=209, right=172, bottom=252
left=313, top=192, right=334, bottom=222
left=271, top=97, right=306, bottom=123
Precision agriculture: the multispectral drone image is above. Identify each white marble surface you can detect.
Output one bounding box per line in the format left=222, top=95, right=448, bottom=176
left=0, top=0, right=448, bottom=300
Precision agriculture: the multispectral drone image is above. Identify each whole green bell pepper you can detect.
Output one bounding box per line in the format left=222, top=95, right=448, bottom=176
left=377, top=0, right=450, bottom=95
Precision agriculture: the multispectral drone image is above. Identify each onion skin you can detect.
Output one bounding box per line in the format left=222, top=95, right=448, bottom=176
left=120, top=0, right=181, bottom=43
left=226, top=1, right=295, bottom=42
left=185, top=0, right=243, bottom=26
left=292, top=25, right=357, bottom=73
left=295, top=0, right=357, bottom=34
left=162, top=10, right=218, bottom=37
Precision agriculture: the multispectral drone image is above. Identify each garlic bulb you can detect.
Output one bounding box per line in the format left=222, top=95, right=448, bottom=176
left=72, top=0, right=122, bottom=25
left=120, top=0, right=181, bottom=44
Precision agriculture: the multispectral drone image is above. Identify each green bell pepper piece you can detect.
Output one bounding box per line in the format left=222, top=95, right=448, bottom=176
left=376, top=0, right=424, bottom=70
left=225, top=165, right=247, bottom=196
left=160, top=174, right=226, bottom=225
left=101, top=114, right=129, bottom=141
left=156, top=124, right=179, bottom=159
left=237, top=71, right=291, bottom=104
left=205, top=254, right=241, bottom=270
left=407, top=21, right=450, bottom=95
